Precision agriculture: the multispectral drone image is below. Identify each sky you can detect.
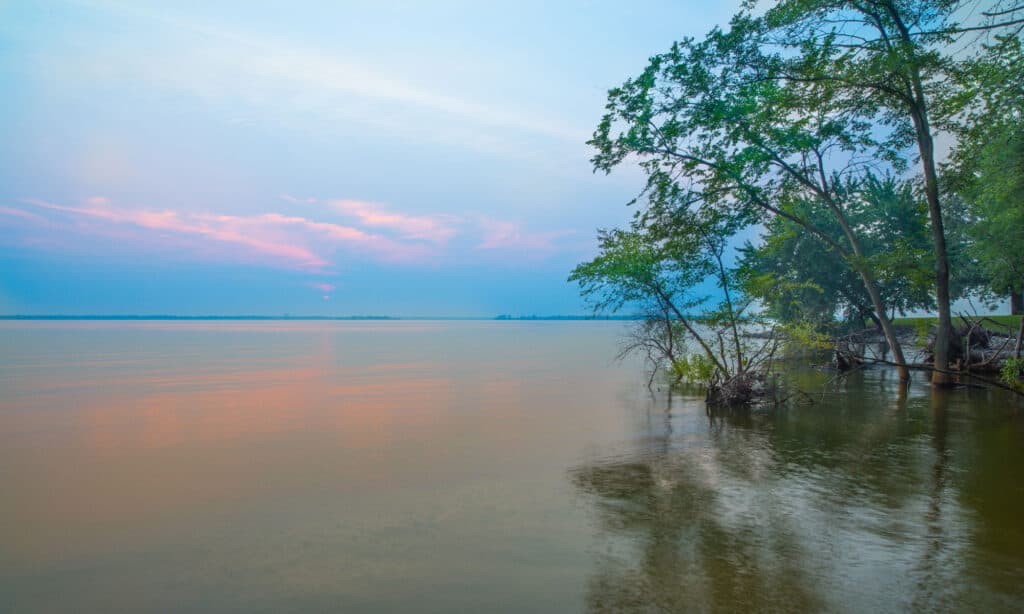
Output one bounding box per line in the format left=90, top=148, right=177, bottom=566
left=0, top=0, right=742, bottom=316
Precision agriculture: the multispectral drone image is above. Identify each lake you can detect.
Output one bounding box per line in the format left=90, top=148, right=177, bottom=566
left=1, top=320, right=1023, bottom=611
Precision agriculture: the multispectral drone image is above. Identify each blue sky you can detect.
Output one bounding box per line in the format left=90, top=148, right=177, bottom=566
left=0, top=1, right=739, bottom=316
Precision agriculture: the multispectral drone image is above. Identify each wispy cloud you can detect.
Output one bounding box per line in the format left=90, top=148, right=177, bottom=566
left=69, top=1, right=589, bottom=151
left=19, top=198, right=327, bottom=269
left=331, top=200, right=458, bottom=244
left=11, top=198, right=436, bottom=271
left=3, top=195, right=579, bottom=274
left=281, top=196, right=460, bottom=245
left=0, top=206, right=48, bottom=224
left=475, top=216, right=575, bottom=255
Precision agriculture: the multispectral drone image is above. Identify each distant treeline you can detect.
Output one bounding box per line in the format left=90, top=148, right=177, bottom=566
left=0, top=315, right=398, bottom=320
left=493, top=314, right=645, bottom=320
left=0, top=314, right=644, bottom=321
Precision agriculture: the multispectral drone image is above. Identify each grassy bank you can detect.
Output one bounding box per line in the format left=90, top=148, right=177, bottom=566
left=892, top=315, right=1022, bottom=330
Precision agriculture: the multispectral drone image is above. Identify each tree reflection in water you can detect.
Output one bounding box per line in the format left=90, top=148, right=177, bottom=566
left=570, top=370, right=1024, bottom=612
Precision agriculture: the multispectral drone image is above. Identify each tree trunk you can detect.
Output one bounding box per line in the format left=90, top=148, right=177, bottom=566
left=1015, top=312, right=1023, bottom=360
left=1011, top=289, right=1023, bottom=316
left=908, top=96, right=953, bottom=386
left=880, top=1, right=954, bottom=385
left=800, top=176, right=910, bottom=382
left=866, top=310, right=883, bottom=332
left=817, top=195, right=910, bottom=382
left=854, top=267, right=910, bottom=382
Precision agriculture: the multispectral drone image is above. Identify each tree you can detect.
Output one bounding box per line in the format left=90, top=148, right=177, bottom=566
left=739, top=174, right=935, bottom=330
left=759, top=0, right=1024, bottom=383
left=944, top=34, right=1024, bottom=313
left=590, top=14, right=913, bottom=381
left=960, top=127, right=1024, bottom=311
left=569, top=211, right=777, bottom=405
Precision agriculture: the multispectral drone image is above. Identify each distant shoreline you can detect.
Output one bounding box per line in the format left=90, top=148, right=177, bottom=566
left=0, top=315, right=646, bottom=321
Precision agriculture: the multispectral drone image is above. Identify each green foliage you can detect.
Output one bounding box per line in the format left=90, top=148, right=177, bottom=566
left=1000, top=358, right=1024, bottom=389
left=911, top=318, right=933, bottom=347
left=569, top=209, right=765, bottom=389
left=584, top=1, right=970, bottom=372
left=578, top=0, right=1023, bottom=391
left=944, top=35, right=1024, bottom=304
left=738, top=174, right=936, bottom=329
left=568, top=224, right=707, bottom=318
left=671, top=353, right=716, bottom=385
left=955, top=126, right=1024, bottom=300
left=783, top=320, right=835, bottom=352
left=589, top=11, right=900, bottom=226
left=754, top=0, right=1024, bottom=376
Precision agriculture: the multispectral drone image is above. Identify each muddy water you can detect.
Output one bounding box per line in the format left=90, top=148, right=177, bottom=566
left=1, top=321, right=1022, bottom=611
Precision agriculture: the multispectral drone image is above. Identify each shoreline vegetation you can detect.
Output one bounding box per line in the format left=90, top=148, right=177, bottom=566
left=571, top=0, right=1024, bottom=404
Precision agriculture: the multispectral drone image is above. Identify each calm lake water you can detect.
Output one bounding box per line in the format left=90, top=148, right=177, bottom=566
left=1, top=320, right=1023, bottom=612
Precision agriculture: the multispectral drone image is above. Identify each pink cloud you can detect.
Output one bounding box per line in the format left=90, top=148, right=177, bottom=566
left=308, top=282, right=335, bottom=302
left=475, top=216, right=574, bottom=254
left=20, top=198, right=326, bottom=269
left=5, top=196, right=578, bottom=273
left=331, top=199, right=458, bottom=244
left=13, top=198, right=438, bottom=271
left=253, top=213, right=431, bottom=263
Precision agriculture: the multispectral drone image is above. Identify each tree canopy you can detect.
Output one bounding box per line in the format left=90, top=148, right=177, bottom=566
left=579, top=0, right=1024, bottom=391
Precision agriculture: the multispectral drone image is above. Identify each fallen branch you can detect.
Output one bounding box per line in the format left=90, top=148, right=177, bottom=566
left=851, top=355, right=1024, bottom=397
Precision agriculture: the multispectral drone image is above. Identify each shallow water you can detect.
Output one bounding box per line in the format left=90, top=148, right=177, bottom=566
left=1, top=321, right=1022, bottom=612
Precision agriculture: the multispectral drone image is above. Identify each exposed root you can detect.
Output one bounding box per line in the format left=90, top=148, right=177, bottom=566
left=704, top=370, right=810, bottom=408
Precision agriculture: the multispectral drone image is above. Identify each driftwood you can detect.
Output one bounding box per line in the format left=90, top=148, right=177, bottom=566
left=829, top=315, right=1023, bottom=390
left=834, top=326, right=905, bottom=371
left=925, top=314, right=1022, bottom=374
left=960, top=341, right=1015, bottom=372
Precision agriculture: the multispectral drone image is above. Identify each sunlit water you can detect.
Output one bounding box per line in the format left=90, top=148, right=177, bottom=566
left=1, top=320, right=1022, bottom=612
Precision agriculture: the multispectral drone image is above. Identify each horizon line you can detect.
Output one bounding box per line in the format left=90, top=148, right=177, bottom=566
left=0, top=314, right=646, bottom=321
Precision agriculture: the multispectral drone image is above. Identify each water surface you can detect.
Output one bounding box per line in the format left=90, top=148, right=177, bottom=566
left=1, top=321, right=1022, bottom=611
